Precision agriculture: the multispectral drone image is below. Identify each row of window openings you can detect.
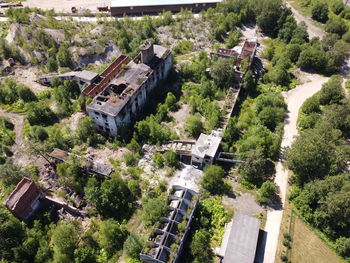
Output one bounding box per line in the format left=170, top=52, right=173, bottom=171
left=129, top=3, right=206, bottom=10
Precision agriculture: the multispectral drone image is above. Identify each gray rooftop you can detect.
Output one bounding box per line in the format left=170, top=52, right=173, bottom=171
left=191, top=132, right=222, bottom=159
left=220, top=212, right=260, bottom=263
left=87, top=44, right=169, bottom=116
left=76, top=70, right=99, bottom=82
left=111, top=0, right=221, bottom=7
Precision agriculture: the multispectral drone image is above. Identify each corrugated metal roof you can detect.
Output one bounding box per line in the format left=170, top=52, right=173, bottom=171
left=111, top=0, right=221, bottom=8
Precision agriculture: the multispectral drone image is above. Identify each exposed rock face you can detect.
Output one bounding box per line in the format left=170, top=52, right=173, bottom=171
left=76, top=42, right=122, bottom=67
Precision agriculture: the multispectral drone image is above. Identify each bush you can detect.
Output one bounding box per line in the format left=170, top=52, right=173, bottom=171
left=319, top=75, right=344, bottom=105
left=311, top=2, right=329, bottom=23
left=173, top=40, right=194, bottom=55
left=332, top=0, right=345, bottom=15
left=124, top=152, right=138, bottom=166
left=123, top=234, right=143, bottom=259
left=335, top=237, right=350, bottom=258
left=184, top=114, right=203, bottom=137
left=257, top=181, right=275, bottom=204
left=164, top=151, right=177, bottom=167
left=325, top=18, right=348, bottom=36
left=153, top=152, right=165, bottom=168
left=142, top=195, right=168, bottom=226
left=201, top=165, right=226, bottom=194
left=27, top=104, right=57, bottom=126
left=29, top=126, right=48, bottom=141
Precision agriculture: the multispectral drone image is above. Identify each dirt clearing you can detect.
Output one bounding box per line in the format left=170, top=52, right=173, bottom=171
left=23, top=0, right=104, bottom=13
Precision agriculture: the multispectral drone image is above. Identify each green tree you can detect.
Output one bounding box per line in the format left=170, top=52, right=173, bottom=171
left=201, top=165, right=226, bottom=194
left=56, top=44, right=72, bottom=68
left=0, top=207, right=24, bottom=261
left=319, top=75, right=344, bottom=105
left=184, top=114, right=203, bottom=137
left=123, top=234, right=143, bottom=259
left=85, top=176, right=135, bottom=220
left=142, top=195, right=168, bottom=226
left=190, top=229, right=213, bottom=262
left=332, top=0, right=344, bottom=15
left=164, top=150, right=177, bottom=167
left=51, top=221, right=79, bottom=263
left=325, top=17, right=348, bottom=36
left=0, top=163, right=28, bottom=187
left=239, top=149, right=269, bottom=187
left=98, top=219, right=127, bottom=258
left=153, top=152, right=165, bottom=168
left=76, top=117, right=96, bottom=144
left=74, top=246, right=96, bottom=263
left=210, top=57, right=236, bottom=88
left=27, top=104, right=57, bottom=126
left=47, top=57, right=58, bottom=72
left=257, top=181, right=275, bottom=204
left=311, top=2, right=329, bottom=23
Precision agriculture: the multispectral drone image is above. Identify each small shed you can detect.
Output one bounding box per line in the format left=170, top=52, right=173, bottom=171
left=5, top=177, right=44, bottom=221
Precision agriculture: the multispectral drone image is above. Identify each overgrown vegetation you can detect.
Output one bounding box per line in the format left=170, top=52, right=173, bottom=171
left=288, top=76, right=350, bottom=260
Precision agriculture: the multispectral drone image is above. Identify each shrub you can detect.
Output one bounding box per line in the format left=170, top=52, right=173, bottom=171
left=184, top=114, right=203, bottom=137
left=311, top=2, right=329, bottom=23
left=257, top=181, right=275, bottom=204
left=164, top=151, right=177, bottom=167
left=124, top=152, right=138, bottom=166
left=153, top=152, right=165, bottom=168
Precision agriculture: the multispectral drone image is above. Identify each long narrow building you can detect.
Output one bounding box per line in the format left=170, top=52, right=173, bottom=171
left=110, top=0, right=221, bottom=16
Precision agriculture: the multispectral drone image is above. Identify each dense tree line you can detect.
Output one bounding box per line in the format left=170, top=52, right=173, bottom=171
left=288, top=76, right=350, bottom=260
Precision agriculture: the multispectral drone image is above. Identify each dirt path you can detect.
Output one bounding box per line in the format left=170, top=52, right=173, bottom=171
left=285, top=1, right=326, bottom=39
left=0, top=108, right=29, bottom=165
left=263, top=73, right=329, bottom=263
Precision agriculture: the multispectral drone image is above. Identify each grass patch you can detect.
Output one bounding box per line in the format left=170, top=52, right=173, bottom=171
left=289, top=216, right=345, bottom=263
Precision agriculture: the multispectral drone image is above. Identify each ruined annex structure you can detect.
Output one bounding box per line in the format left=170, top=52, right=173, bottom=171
left=39, top=70, right=99, bottom=91
left=140, top=185, right=198, bottom=263
left=84, top=42, right=172, bottom=136
left=5, top=177, right=44, bottom=221
left=49, top=148, right=114, bottom=177
left=110, top=0, right=221, bottom=16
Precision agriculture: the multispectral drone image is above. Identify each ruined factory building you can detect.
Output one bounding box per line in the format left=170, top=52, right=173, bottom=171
left=140, top=185, right=198, bottom=263
left=5, top=177, right=44, bottom=221
left=49, top=148, right=113, bottom=177
left=191, top=131, right=222, bottom=168
left=218, top=212, right=260, bottom=263
left=85, top=42, right=172, bottom=136
left=110, top=0, right=221, bottom=16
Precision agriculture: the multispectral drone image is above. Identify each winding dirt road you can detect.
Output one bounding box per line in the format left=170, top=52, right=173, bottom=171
left=263, top=74, right=329, bottom=263
left=285, top=1, right=325, bottom=39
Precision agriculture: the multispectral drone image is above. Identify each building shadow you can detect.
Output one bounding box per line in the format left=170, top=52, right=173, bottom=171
left=254, top=229, right=267, bottom=263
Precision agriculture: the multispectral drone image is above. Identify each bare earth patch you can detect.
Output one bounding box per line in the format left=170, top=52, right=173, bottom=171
left=12, top=67, right=49, bottom=94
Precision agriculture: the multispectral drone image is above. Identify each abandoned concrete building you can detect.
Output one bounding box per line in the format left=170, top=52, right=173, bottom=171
left=110, top=0, right=221, bottom=16
left=5, top=177, right=44, bottom=221
left=39, top=70, right=99, bottom=91
left=49, top=148, right=113, bottom=177
left=218, top=212, right=260, bottom=263
left=191, top=131, right=222, bottom=168
left=85, top=42, right=172, bottom=136
left=140, top=185, right=198, bottom=263
left=211, top=39, right=258, bottom=70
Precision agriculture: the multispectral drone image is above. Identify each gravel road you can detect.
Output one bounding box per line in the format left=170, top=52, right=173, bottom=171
left=285, top=1, right=326, bottom=39
left=263, top=73, right=329, bottom=263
